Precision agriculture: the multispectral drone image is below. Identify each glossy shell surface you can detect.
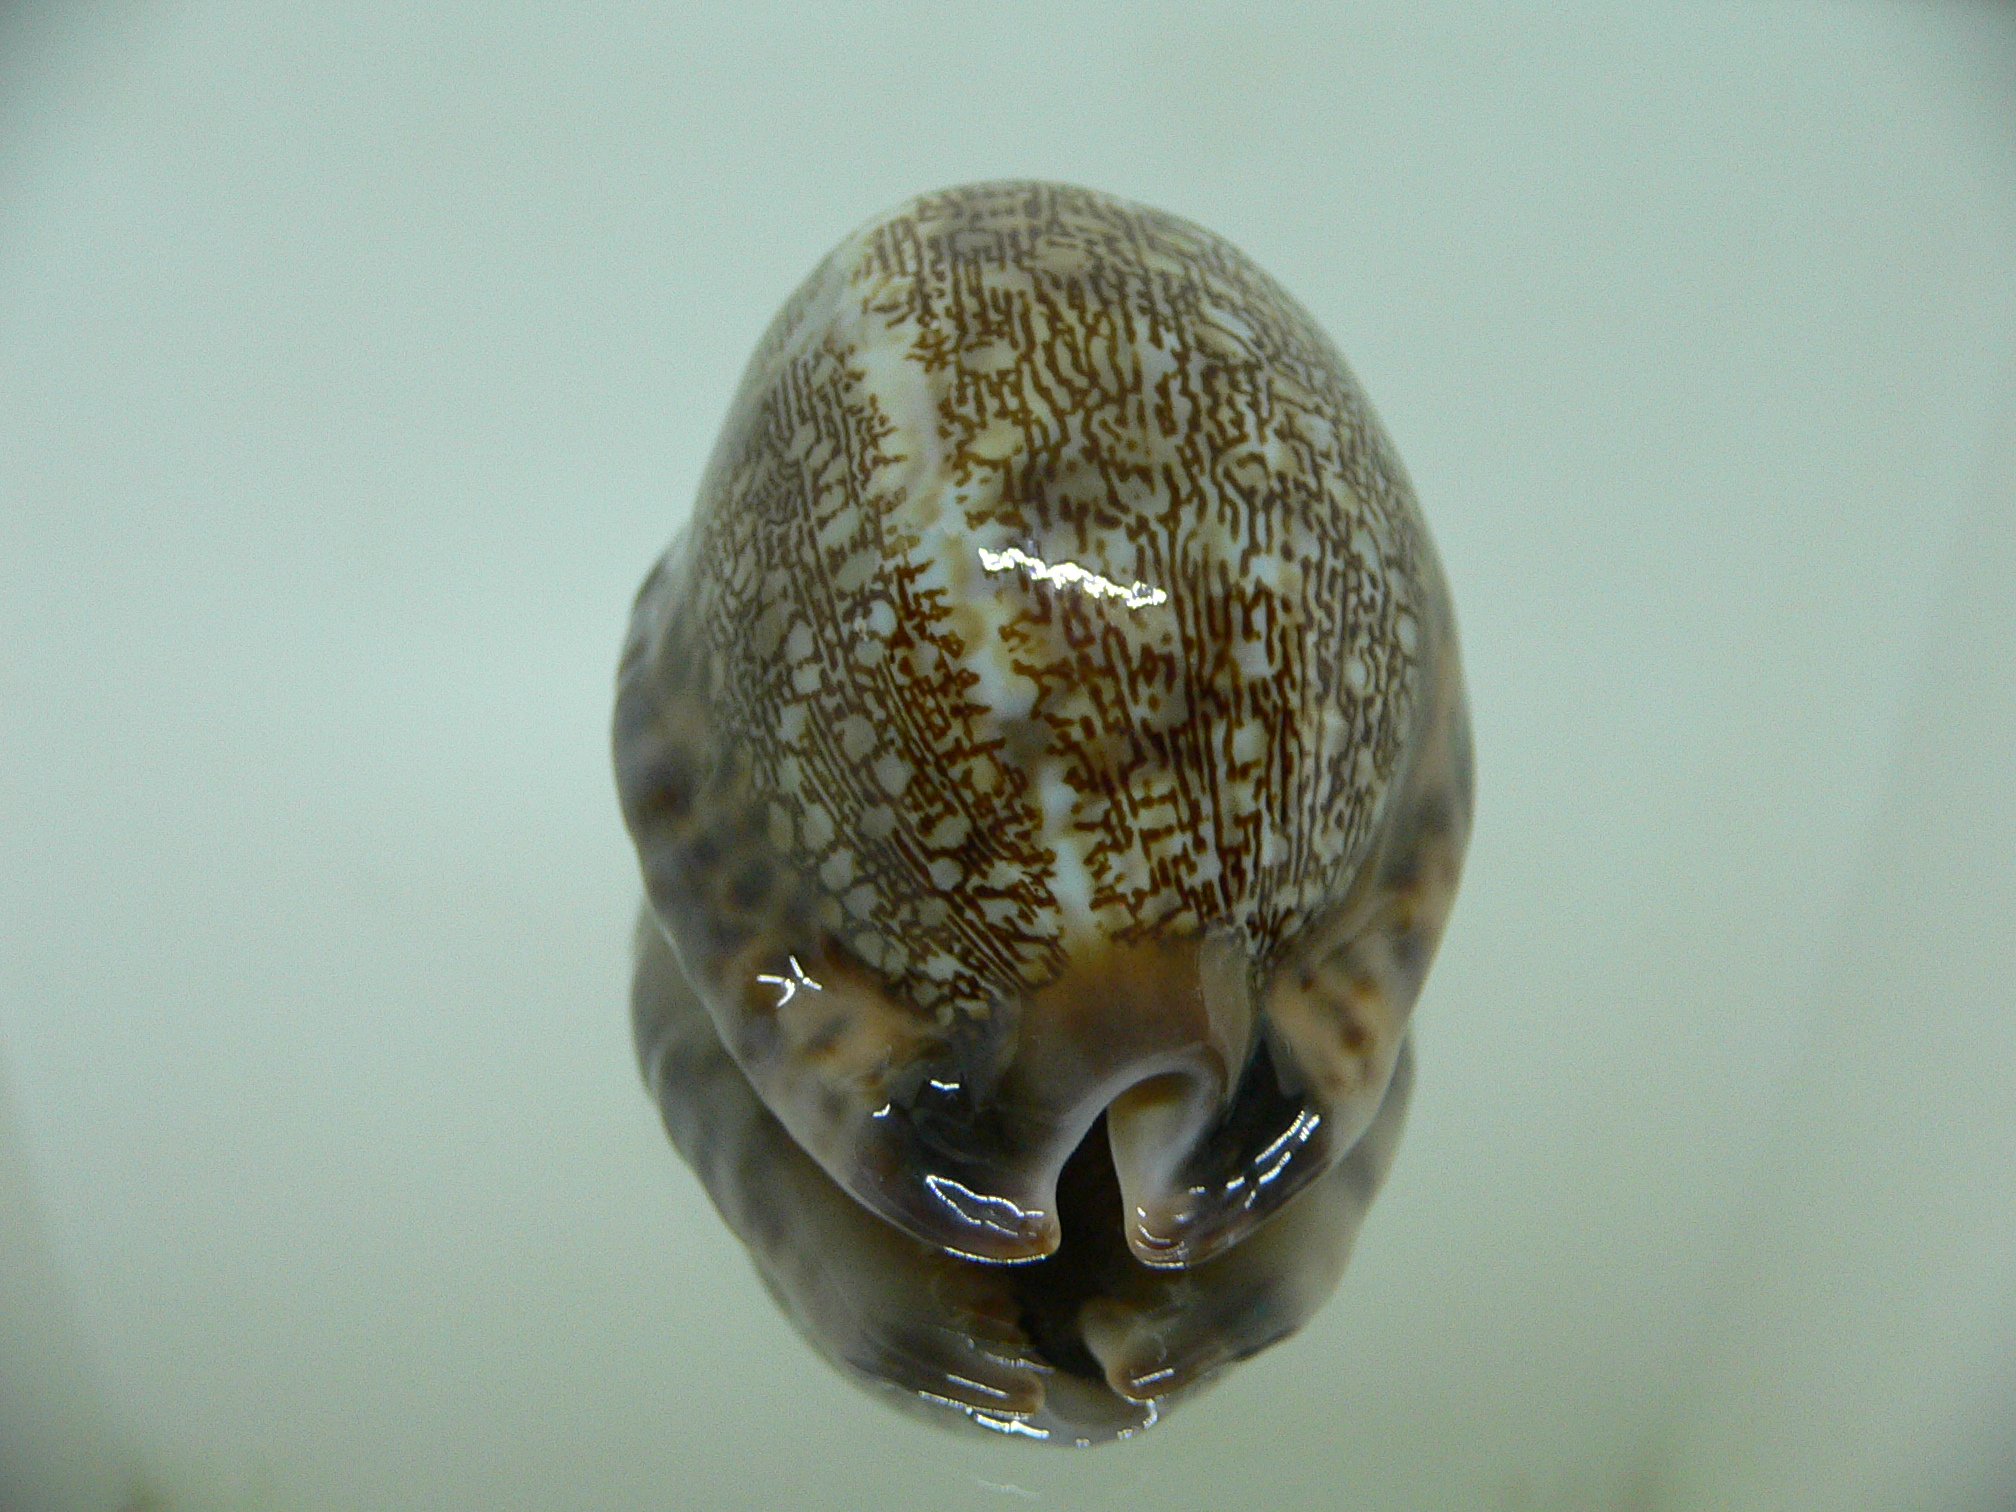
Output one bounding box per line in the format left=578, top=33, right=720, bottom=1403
left=616, top=181, right=1471, bottom=1439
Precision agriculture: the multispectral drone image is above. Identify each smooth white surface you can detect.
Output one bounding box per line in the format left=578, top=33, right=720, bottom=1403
left=1651, top=351, right=2016, bottom=1512
left=2, top=5, right=2012, bottom=1510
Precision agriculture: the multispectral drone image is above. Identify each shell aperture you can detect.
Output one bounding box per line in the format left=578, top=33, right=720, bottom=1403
left=616, top=181, right=1471, bottom=1438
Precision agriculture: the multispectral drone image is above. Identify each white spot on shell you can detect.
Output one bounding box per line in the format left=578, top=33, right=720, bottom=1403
left=801, top=804, right=834, bottom=849
left=833, top=548, right=878, bottom=594
left=978, top=897, right=1018, bottom=927
left=819, top=849, right=857, bottom=890
left=926, top=812, right=971, bottom=849
left=839, top=714, right=876, bottom=762
left=874, top=754, right=912, bottom=796
left=753, top=603, right=790, bottom=657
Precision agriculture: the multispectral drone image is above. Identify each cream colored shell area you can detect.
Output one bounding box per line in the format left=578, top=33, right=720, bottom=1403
left=671, top=181, right=1433, bottom=1019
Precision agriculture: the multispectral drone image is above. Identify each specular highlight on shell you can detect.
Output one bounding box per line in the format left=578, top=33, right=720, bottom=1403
left=617, top=180, right=1471, bottom=1442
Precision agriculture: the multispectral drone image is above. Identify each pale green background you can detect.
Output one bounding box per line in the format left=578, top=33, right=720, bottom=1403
left=3, top=4, right=2014, bottom=1510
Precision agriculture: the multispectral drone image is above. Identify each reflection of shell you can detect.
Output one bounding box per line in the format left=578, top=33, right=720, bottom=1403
left=615, top=181, right=1471, bottom=1438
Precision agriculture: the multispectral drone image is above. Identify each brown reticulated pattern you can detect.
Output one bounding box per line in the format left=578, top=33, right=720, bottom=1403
left=651, top=181, right=1428, bottom=1023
